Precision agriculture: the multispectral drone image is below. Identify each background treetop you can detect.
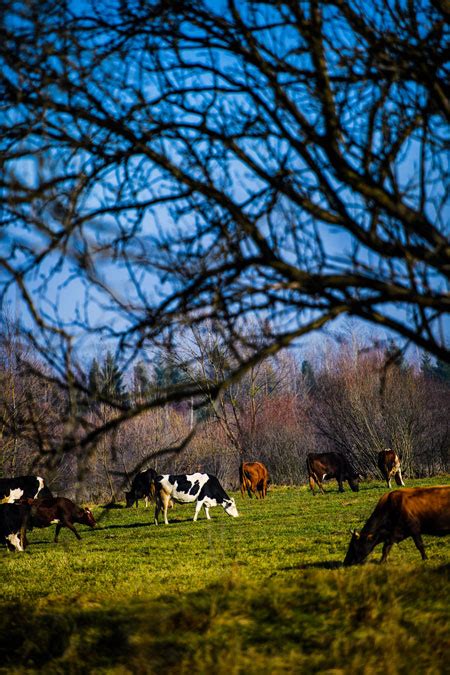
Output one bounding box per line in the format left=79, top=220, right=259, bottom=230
left=1, top=0, right=449, bottom=418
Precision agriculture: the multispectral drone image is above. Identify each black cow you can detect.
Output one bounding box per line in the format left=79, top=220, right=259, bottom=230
left=125, top=468, right=157, bottom=508
left=154, top=473, right=239, bottom=525
left=28, top=497, right=96, bottom=542
left=0, top=503, right=30, bottom=551
left=344, top=486, right=450, bottom=565
left=0, top=475, right=52, bottom=503
left=306, top=452, right=360, bottom=494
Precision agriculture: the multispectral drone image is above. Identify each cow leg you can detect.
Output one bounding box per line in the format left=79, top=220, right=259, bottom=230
left=161, top=493, right=171, bottom=525
left=311, top=475, right=325, bottom=494
left=193, top=500, right=203, bottom=522
left=412, top=533, right=427, bottom=560
left=395, top=470, right=405, bottom=487
left=20, top=522, right=28, bottom=550
left=144, top=496, right=149, bottom=508
left=204, top=505, right=211, bottom=520
left=309, top=476, right=317, bottom=495
left=337, top=477, right=344, bottom=493
left=54, top=523, right=62, bottom=542
left=387, top=477, right=392, bottom=489
left=66, top=522, right=81, bottom=540
left=154, top=502, right=160, bottom=526
left=380, top=540, right=393, bottom=563
left=55, top=522, right=80, bottom=542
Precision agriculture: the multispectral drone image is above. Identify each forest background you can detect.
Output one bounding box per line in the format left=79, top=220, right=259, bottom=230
left=1, top=312, right=448, bottom=502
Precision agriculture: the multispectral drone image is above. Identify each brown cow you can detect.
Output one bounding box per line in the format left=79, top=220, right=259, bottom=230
left=344, top=486, right=450, bottom=565
left=377, top=448, right=405, bottom=488
left=239, top=462, right=269, bottom=499
left=28, top=497, right=96, bottom=542
left=306, top=452, right=359, bottom=494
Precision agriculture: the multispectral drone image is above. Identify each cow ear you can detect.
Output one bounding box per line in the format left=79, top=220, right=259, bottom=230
left=366, top=533, right=374, bottom=540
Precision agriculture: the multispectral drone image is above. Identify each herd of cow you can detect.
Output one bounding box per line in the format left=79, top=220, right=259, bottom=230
left=1, top=449, right=449, bottom=566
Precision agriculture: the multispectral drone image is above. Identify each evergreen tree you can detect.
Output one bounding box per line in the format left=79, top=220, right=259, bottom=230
left=88, top=358, right=101, bottom=396
left=420, top=352, right=435, bottom=379
left=100, top=351, right=126, bottom=403
left=153, top=351, right=187, bottom=389
left=133, top=360, right=151, bottom=403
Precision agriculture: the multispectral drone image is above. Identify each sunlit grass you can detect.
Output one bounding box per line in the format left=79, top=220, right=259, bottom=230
left=1, top=476, right=449, bottom=672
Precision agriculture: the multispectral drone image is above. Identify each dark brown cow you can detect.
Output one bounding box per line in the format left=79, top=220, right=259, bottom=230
left=28, top=497, right=96, bottom=542
left=344, top=486, right=450, bottom=565
left=377, top=448, right=405, bottom=488
left=306, top=452, right=359, bottom=494
left=239, top=462, right=269, bottom=499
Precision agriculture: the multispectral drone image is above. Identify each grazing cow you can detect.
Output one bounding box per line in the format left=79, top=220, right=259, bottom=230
left=0, top=503, right=30, bottom=551
left=306, top=452, right=360, bottom=494
left=125, top=468, right=158, bottom=508
left=28, top=497, right=96, bottom=542
left=377, top=449, right=405, bottom=489
left=344, top=486, right=450, bottom=565
left=0, top=475, right=53, bottom=503
left=154, top=473, right=239, bottom=525
left=239, top=461, right=269, bottom=499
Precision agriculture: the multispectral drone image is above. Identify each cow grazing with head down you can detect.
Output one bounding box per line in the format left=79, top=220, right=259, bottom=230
left=0, top=475, right=52, bottom=503
left=306, top=452, right=359, bottom=494
left=125, top=468, right=157, bottom=508
left=239, top=462, right=269, bottom=499
left=377, top=449, right=405, bottom=489
left=0, top=503, right=30, bottom=551
left=154, top=473, right=239, bottom=525
left=28, top=497, right=96, bottom=542
left=344, top=486, right=450, bottom=565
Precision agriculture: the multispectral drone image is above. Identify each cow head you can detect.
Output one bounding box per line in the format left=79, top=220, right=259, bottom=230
left=343, top=529, right=377, bottom=566
left=5, top=531, right=25, bottom=552
left=81, top=508, right=96, bottom=528
left=223, top=497, right=239, bottom=518
left=125, top=491, right=135, bottom=508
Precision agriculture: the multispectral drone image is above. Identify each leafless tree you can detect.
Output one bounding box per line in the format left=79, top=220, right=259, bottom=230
left=1, top=0, right=448, bottom=455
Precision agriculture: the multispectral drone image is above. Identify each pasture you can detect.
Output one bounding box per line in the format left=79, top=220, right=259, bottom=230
left=1, top=477, right=449, bottom=673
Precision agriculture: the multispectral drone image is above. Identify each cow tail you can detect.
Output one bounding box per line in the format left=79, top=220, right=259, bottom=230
left=239, top=463, right=245, bottom=496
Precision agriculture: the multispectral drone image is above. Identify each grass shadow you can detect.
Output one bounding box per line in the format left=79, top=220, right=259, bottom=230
left=97, top=522, right=153, bottom=531
left=280, top=560, right=344, bottom=570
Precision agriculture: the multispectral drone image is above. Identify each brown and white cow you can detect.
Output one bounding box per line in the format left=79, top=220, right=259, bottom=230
left=377, top=448, right=405, bottom=488
left=344, top=486, right=450, bottom=565
left=306, top=452, right=359, bottom=494
left=239, top=462, right=269, bottom=499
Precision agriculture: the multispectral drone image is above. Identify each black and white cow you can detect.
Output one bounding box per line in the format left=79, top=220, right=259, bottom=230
left=0, top=475, right=53, bottom=504
left=0, top=503, right=30, bottom=551
left=154, top=473, right=239, bottom=525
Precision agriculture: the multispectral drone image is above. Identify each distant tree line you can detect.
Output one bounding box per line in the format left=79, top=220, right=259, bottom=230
left=0, top=314, right=448, bottom=502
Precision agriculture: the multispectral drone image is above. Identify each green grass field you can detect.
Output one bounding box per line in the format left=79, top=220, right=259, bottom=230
left=1, top=477, right=449, bottom=674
